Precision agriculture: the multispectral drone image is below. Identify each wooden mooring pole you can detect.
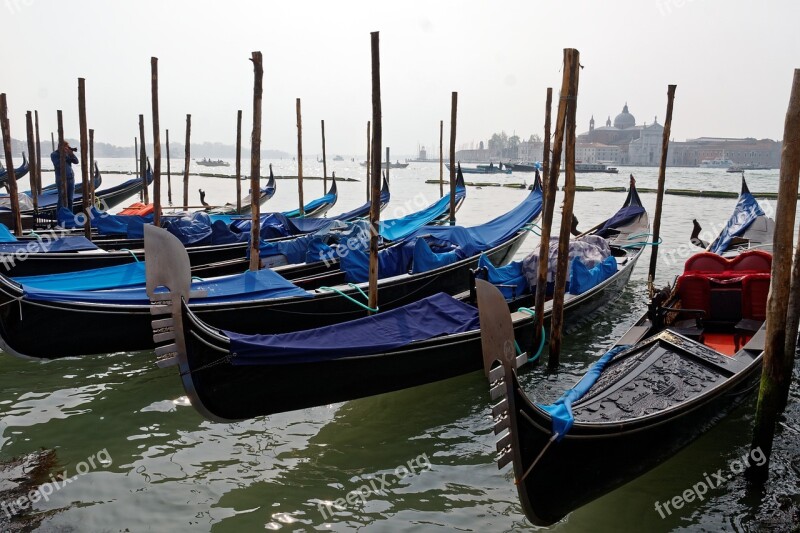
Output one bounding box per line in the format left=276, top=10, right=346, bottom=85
left=385, top=146, right=390, bottom=184
left=183, top=114, right=191, bottom=208
left=34, top=110, right=41, bottom=194
left=235, top=110, right=242, bottom=214
left=449, top=91, right=457, bottom=225
left=165, top=129, right=172, bottom=206
left=0, top=95, right=23, bottom=236
left=296, top=98, right=304, bottom=217
left=57, top=111, right=66, bottom=216
left=647, top=85, right=677, bottom=295
left=548, top=48, right=580, bottom=370
left=134, top=136, right=139, bottom=180
left=249, top=52, right=264, bottom=272
left=321, top=119, right=327, bottom=193
left=439, top=120, right=444, bottom=197
left=368, top=31, right=382, bottom=314
left=150, top=57, right=162, bottom=227
left=366, top=120, right=371, bottom=201
left=89, top=129, right=95, bottom=206
left=138, top=114, right=149, bottom=204
left=751, top=68, right=800, bottom=470
left=25, top=111, right=38, bottom=212
left=533, top=87, right=554, bottom=351
left=78, top=78, right=91, bottom=238
left=50, top=132, right=54, bottom=152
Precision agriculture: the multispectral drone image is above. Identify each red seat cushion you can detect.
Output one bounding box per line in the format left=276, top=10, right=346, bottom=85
left=742, top=273, right=770, bottom=321
left=730, top=250, right=772, bottom=273
left=684, top=250, right=772, bottom=274
left=685, top=253, right=727, bottom=273
left=677, top=274, right=711, bottom=315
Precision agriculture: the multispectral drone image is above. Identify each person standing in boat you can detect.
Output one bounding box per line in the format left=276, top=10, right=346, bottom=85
left=51, top=141, right=79, bottom=211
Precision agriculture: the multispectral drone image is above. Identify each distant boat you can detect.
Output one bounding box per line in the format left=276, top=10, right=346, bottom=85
left=445, top=163, right=512, bottom=175
left=196, top=158, right=230, bottom=167
left=700, top=158, right=734, bottom=169
left=508, top=162, right=541, bottom=172
left=360, top=160, right=409, bottom=169
left=333, top=155, right=345, bottom=161
left=727, top=164, right=770, bottom=172
left=575, top=162, right=618, bottom=173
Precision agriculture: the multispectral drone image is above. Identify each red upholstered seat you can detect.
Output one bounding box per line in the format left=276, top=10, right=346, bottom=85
left=677, top=274, right=711, bottom=315
left=742, top=273, right=771, bottom=321
left=684, top=253, right=728, bottom=273
left=730, top=250, right=772, bottom=273
left=684, top=250, right=771, bottom=274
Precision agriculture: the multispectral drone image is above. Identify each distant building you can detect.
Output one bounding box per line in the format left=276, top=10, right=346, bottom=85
left=667, top=137, right=781, bottom=168
left=576, top=142, right=621, bottom=164
left=518, top=140, right=544, bottom=162
left=455, top=140, right=490, bottom=162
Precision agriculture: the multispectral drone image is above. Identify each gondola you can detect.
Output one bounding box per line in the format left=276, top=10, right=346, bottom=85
left=0, top=183, right=537, bottom=359
left=139, top=180, right=648, bottom=421
left=0, top=153, right=29, bottom=185
left=479, top=245, right=771, bottom=526
left=204, top=169, right=277, bottom=215
left=690, top=175, right=774, bottom=256
left=281, top=175, right=338, bottom=218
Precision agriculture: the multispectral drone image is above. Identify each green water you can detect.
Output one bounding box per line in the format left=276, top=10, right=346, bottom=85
left=0, top=162, right=797, bottom=531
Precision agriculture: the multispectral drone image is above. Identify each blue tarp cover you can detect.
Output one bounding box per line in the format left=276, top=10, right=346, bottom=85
left=379, top=184, right=466, bottom=241
left=0, top=236, right=98, bottom=254
left=568, top=255, right=618, bottom=295
left=15, top=262, right=146, bottom=291
left=709, top=189, right=765, bottom=254
left=22, top=268, right=310, bottom=305
left=225, top=292, right=479, bottom=365
left=478, top=255, right=527, bottom=300
left=282, top=191, right=336, bottom=218
left=538, top=344, right=630, bottom=441
left=0, top=223, right=17, bottom=242
left=597, top=205, right=646, bottom=237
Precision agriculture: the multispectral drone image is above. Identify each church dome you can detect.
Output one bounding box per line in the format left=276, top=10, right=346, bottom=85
left=613, top=103, right=636, bottom=129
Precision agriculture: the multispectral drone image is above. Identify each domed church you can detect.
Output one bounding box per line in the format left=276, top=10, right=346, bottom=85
left=578, top=103, right=663, bottom=165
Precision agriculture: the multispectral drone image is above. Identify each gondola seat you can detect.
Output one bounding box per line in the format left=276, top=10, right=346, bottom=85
left=741, top=273, right=770, bottom=322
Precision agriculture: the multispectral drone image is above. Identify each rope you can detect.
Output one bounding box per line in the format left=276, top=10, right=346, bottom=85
left=119, top=248, right=141, bottom=262
left=191, top=276, right=205, bottom=282
left=620, top=232, right=662, bottom=249
left=516, top=307, right=546, bottom=363
left=318, top=285, right=378, bottom=312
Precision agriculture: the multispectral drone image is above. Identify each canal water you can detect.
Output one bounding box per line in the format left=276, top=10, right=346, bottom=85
left=0, top=160, right=796, bottom=531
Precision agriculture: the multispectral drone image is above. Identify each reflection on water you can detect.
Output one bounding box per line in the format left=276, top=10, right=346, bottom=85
left=0, top=162, right=796, bottom=531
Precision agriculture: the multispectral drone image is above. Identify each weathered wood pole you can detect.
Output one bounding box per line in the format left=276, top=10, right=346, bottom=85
left=368, top=31, right=382, bottom=313
left=249, top=52, right=264, bottom=272
left=385, top=146, right=390, bottom=184
left=533, top=87, right=554, bottom=349
left=138, top=114, right=149, bottom=204
left=25, top=111, right=38, bottom=212
left=548, top=48, right=581, bottom=370
left=439, top=119, right=444, bottom=197
left=165, top=129, right=172, bottom=206
left=647, top=85, right=677, bottom=293
left=366, top=120, right=371, bottom=201
left=321, top=119, right=327, bottom=192
left=296, top=98, right=304, bottom=216
left=34, top=110, right=41, bottom=194
left=0, top=95, right=23, bottom=235
left=150, top=57, right=162, bottom=227
left=183, top=114, right=191, bottom=208
left=57, top=111, right=67, bottom=214
left=78, top=78, right=91, bottom=238
left=235, top=110, right=242, bottom=213
left=752, top=69, right=800, bottom=466
left=449, top=91, right=457, bottom=225
left=134, top=136, right=139, bottom=180
left=89, top=129, right=95, bottom=206
left=50, top=132, right=54, bottom=152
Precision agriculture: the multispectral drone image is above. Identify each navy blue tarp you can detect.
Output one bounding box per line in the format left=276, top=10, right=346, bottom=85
left=225, top=292, right=480, bottom=365
left=597, top=205, right=646, bottom=238
left=708, top=187, right=765, bottom=254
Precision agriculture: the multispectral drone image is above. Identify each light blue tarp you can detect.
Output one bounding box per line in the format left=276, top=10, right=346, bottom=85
left=22, top=268, right=310, bottom=305
left=15, top=262, right=146, bottom=291
left=379, top=182, right=467, bottom=241
left=568, top=255, right=618, bottom=295
left=282, top=191, right=336, bottom=218
left=0, top=236, right=98, bottom=254
left=708, top=187, right=765, bottom=254
left=538, top=344, right=630, bottom=441
left=478, top=255, right=527, bottom=300
left=226, top=292, right=480, bottom=365
left=0, top=223, right=17, bottom=242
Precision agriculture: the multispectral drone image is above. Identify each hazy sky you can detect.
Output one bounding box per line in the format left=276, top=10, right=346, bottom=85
left=1, top=0, right=797, bottom=156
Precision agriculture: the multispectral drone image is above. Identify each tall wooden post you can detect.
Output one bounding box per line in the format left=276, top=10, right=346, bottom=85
left=296, top=98, right=304, bottom=216
left=548, top=48, right=581, bottom=369
left=25, top=111, right=38, bottom=212
left=78, top=78, right=91, bottom=238
left=249, top=52, right=264, bottom=272
left=386, top=146, right=390, bottom=184
left=34, top=110, right=41, bottom=194
left=134, top=136, right=139, bottom=180
left=366, top=120, right=371, bottom=201
left=89, top=129, right=95, bottom=206
left=183, top=114, right=191, bottom=208
left=57, top=111, right=67, bottom=213
left=0, top=95, right=23, bottom=235
left=150, top=57, right=162, bottom=227
left=647, top=85, right=677, bottom=293
left=165, top=129, right=172, bottom=205
left=235, top=110, right=242, bottom=213
left=752, top=69, right=800, bottom=468
left=321, top=119, right=327, bottom=192
left=368, top=31, right=382, bottom=313
left=449, top=91, right=457, bottom=225
left=50, top=132, right=54, bottom=152
left=533, top=87, right=554, bottom=349
left=439, top=120, right=444, bottom=197
left=138, top=114, right=149, bottom=204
